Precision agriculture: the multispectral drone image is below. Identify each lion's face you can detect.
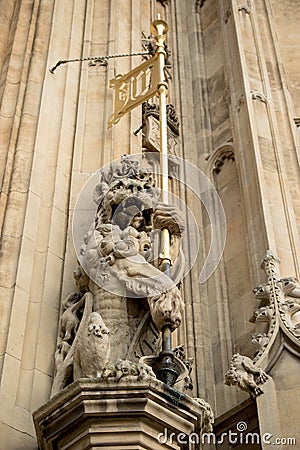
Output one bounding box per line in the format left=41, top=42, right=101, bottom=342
left=149, top=287, right=184, bottom=331
left=95, top=177, right=160, bottom=230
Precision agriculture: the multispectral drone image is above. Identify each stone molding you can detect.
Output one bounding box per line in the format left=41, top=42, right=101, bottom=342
left=34, top=378, right=210, bottom=449
left=206, top=142, right=235, bottom=175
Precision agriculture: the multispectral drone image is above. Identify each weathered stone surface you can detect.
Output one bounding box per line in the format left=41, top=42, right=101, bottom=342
left=34, top=378, right=210, bottom=450
left=51, top=156, right=185, bottom=395
left=0, top=0, right=299, bottom=447
left=225, top=353, right=268, bottom=399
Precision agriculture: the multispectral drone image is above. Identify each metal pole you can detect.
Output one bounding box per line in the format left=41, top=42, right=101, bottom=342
left=150, top=15, right=171, bottom=272
left=151, top=16, right=178, bottom=387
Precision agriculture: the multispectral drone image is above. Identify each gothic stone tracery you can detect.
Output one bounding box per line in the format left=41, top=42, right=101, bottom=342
left=225, top=250, right=300, bottom=398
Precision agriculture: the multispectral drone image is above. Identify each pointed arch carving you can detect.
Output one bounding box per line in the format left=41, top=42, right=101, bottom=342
left=206, top=142, right=235, bottom=175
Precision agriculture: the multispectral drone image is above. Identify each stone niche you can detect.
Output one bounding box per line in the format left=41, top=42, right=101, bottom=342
left=33, top=378, right=209, bottom=450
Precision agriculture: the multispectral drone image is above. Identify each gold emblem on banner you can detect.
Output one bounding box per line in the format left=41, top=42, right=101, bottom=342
left=107, top=55, right=159, bottom=128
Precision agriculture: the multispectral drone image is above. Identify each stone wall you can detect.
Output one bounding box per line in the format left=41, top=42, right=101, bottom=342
left=0, top=0, right=299, bottom=448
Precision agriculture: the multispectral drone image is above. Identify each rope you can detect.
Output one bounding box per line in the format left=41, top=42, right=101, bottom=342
left=49, top=51, right=152, bottom=73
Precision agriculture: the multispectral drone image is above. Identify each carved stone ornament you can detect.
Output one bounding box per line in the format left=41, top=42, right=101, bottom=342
left=223, top=8, right=232, bottom=23
left=140, top=344, right=194, bottom=395
left=193, top=398, right=215, bottom=433
left=142, top=101, right=179, bottom=154
left=206, top=142, right=235, bottom=175
left=225, top=250, right=300, bottom=399
left=173, top=344, right=194, bottom=392
left=195, top=0, right=207, bottom=11
left=236, top=94, right=245, bottom=113
left=101, top=359, right=156, bottom=382
left=251, top=250, right=300, bottom=364
left=157, top=0, right=169, bottom=6
left=51, top=155, right=186, bottom=395
left=212, top=149, right=235, bottom=174
left=251, top=91, right=268, bottom=104
left=225, top=353, right=268, bottom=399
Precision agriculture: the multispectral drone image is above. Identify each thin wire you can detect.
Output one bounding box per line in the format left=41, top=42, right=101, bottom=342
left=49, top=51, right=152, bottom=73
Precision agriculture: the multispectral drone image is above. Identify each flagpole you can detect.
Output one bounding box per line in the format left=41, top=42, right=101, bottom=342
left=151, top=16, right=178, bottom=386
left=150, top=15, right=171, bottom=272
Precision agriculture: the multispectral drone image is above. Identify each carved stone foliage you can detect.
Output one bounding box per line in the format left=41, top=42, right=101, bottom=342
left=173, top=344, right=194, bottom=393
left=193, top=398, right=214, bottom=433
left=225, top=353, right=268, bottom=399
left=52, top=156, right=186, bottom=394
left=251, top=251, right=300, bottom=363
left=101, top=359, right=155, bottom=382
left=225, top=250, right=300, bottom=399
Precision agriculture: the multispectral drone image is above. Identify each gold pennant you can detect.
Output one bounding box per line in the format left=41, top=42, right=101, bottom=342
left=107, top=55, right=159, bottom=128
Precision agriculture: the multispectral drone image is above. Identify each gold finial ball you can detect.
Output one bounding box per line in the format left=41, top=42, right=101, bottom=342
left=150, top=14, right=169, bottom=39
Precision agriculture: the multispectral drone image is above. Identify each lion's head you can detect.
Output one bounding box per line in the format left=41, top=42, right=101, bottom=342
left=93, top=156, right=160, bottom=230
left=148, top=286, right=184, bottom=331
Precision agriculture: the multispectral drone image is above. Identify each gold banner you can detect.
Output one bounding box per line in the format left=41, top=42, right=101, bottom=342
left=107, top=55, right=159, bottom=128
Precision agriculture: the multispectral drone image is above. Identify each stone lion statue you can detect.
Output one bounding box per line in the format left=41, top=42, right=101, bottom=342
left=79, top=155, right=185, bottom=333
left=52, top=155, right=185, bottom=394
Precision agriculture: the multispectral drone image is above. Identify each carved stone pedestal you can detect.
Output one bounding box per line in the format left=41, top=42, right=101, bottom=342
left=33, top=378, right=209, bottom=450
